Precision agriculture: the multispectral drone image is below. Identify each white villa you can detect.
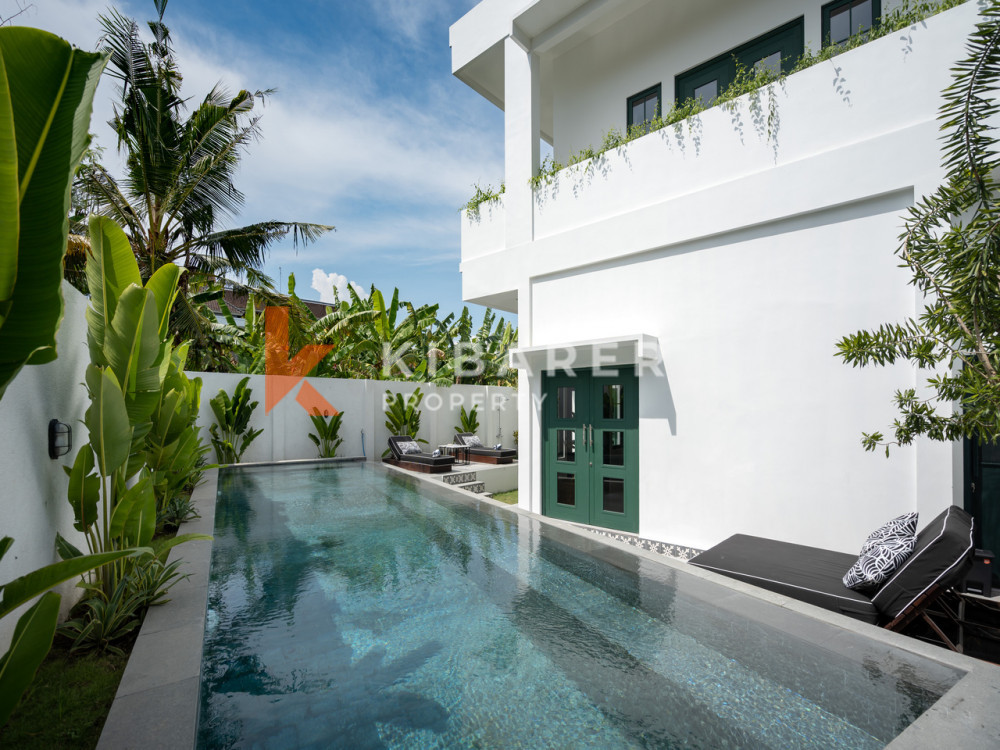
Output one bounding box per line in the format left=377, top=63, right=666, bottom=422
left=450, top=0, right=995, bottom=555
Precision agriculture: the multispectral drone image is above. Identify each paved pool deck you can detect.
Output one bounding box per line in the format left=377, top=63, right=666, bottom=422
left=98, top=459, right=1000, bottom=749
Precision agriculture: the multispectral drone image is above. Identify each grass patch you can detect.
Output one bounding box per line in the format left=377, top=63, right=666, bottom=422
left=0, top=636, right=133, bottom=749
left=492, top=490, right=518, bottom=505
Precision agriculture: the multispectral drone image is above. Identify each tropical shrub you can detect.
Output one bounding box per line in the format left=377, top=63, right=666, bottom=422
left=209, top=377, right=264, bottom=463
left=0, top=27, right=107, bottom=400
left=308, top=410, right=345, bottom=458
left=383, top=389, right=425, bottom=456
left=454, top=405, right=480, bottom=436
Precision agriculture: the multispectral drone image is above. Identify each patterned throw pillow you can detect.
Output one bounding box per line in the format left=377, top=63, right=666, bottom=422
left=464, top=435, right=483, bottom=448
left=843, top=533, right=917, bottom=591
left=397, top=440, right=421, bottom=455
left=859, top=512, right=918, bottom=555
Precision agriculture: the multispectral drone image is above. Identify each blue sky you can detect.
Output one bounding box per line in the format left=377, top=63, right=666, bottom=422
left=18, top=0, right=509, bottom=323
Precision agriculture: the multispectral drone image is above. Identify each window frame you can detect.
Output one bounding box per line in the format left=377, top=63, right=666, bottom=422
left=822, top=0, right=881, bottom=47
left=626, top=83, right=662, bottom=131
left=674, top=17, right=804, bottom=106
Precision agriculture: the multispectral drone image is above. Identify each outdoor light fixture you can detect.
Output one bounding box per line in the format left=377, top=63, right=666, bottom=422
left=48, top=419, right=72, bottom=459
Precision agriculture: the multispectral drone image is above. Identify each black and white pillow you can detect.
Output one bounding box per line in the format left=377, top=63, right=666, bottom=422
left=843, top=533, right=916, bottom=591
left=860, top=512, right=918, bottom=555
left=464, top=435, right=483, bottom=448
left=397, top=440, right=421, bottom=455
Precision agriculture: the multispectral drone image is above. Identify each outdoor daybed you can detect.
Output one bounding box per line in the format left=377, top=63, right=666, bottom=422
left=386, top=435, right=455, bottom=474
left=454, top=433, right=517, bottom=464
left=689, top=507, right=974, bottom=642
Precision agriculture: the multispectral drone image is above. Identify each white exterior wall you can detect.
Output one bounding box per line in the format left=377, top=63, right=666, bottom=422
left=453, top=1, right=978, bottom=553
left=0, top=283, right=93, bottom=646
left=192, top=372, right=518, bottom=464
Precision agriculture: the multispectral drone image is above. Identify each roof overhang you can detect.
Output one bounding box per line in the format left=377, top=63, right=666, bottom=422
left=510, top=333, right=660, bottom=374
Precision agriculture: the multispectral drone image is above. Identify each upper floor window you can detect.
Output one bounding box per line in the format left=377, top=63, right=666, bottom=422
left=627, top=84, right=662, bottom=132
left=675, top=18, right=804, bottom=107
left=823, top=0, right=880, bottom=46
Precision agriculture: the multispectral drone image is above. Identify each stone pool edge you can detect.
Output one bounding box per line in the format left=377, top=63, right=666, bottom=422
left=385, top=462, right=1000, bottom=750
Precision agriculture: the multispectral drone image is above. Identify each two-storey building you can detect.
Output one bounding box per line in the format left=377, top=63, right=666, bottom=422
left=450, top=0, right=995, bottom=556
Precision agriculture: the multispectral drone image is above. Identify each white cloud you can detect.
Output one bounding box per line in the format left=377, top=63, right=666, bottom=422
left=310, top=269, right=364, bottom=304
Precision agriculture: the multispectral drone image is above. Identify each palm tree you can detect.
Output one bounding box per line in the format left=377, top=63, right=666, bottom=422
left=76, top=0, right=333, bottom=352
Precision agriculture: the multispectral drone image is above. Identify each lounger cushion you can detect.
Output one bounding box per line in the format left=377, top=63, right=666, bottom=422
left=689, top=534, right=881, bottom=624
left=468, top=447, right=518, bottom=458
left=843, top=532, right=916, bottom=591
left=464, top=435, right=484, bottom=447
left=870, top=506, right=974, bottom=620
left=860, top=512, right=918, bottom=554
left=397, top=440, right=421, bottom=455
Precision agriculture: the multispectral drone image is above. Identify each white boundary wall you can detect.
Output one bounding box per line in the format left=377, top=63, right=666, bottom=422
left=0, top=282, right=93, bottom=646
left=191, top=373, right=518, bottom=465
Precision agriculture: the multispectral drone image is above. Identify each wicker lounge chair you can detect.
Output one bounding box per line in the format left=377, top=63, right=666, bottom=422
left=689, top=506, right=975, bottom=648
left=386, top=435, right=455, bottom=474
left=454, top=433, right=517, bottom=464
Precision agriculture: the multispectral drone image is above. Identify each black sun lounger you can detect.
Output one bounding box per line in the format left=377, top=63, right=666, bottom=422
left=689, top=507, right=975, bottom=635
left=386, top=435, right=455, bottom=474
left=454, top=433, right=517, bottom=464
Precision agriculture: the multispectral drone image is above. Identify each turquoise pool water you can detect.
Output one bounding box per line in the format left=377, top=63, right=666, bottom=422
left=197, top=463, right=961, bottom=749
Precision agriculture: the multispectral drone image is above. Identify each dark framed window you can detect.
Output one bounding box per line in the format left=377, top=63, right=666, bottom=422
left=822, top=0, right=880, bottom=47
left=675, top=18, right=804, bottom=106
left=627, top=84, right=662, bottom=132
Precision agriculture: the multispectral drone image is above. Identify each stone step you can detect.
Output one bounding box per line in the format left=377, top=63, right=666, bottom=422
left=442, top=471, right=478, bottom=485
left=456, top=481, right=486, bottom=494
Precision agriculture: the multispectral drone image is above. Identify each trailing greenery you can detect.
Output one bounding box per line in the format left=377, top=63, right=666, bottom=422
left=454, top=405, right=480, bottom=435
left=0, top=27, right=107, bottom=399
left=836, top=0, right=1000, bottom=453
left=383, top=389, right=426, bottom=456
left=209, top=376, right=264, bottom=463
left=463, top=182, right=505, bottom=216
left=308, top=410, right=345, bottom=458
left=465, top=0, right=970, bottom=203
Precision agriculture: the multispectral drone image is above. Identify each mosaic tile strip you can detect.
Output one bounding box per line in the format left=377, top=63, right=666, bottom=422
left=582, top=527, right=702, bottom=562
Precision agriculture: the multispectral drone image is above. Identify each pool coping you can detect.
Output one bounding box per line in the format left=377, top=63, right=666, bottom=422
left=98, top=460, right=1000, bottom=749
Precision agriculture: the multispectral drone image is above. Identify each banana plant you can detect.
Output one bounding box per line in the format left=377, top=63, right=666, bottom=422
left=382, top=389, right=425, bottom=456
left=0, top=28, right=108, bottom=401
left=0, top=537, right=138, bottom=725
left=209, top=376, right=264, bottom=463
left=454, top=405, right=480, bottom=435
left=308, top=410, right=345, bottom=458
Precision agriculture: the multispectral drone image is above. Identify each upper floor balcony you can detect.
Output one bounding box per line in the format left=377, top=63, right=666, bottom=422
left=455, top=1, right=979, bottom=312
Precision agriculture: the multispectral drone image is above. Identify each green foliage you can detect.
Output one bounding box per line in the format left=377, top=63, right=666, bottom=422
left=836, top=1, right=1000, bottom=453
left=463, top=182, right=505, bottom=216
left=455, top=405, right=480, bottom=435
left=0, top=537, right=135, bottom=726
left=209, top=376, right=264, bottom=463
left=57, top=579, right=144, bottom=657
left=308, top=410, right=345, bottom=458
left=454, top=0, right=967, bottom=199
left=75, top=1, right=332, bottom=357
left=0, top=27, right=107, bottom=400
left=383, top=389, right=425, bottom=456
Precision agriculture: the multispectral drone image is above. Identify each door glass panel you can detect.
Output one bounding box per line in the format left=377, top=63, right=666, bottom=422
left=557, top=473, right=575, bottom=506
left=603, top=384, right=624, bottom=420
left=603, top=431, right=624, bottom=466
left=632, top=100, right=645, bottom=127
left=693, top=80, right=717, bottom=106
left=644, top=95, right=659, bottom=124
left=981, top=440, right=1000, bottom=465
left=852, top=1, right=872, bottom=36
left=602, top=478, right=624, bottom=514
left=556, top=430, right=576, bottom=462
left=754, top=51, right=781, bottom=76
left=557, top=386, right=576, bottom=419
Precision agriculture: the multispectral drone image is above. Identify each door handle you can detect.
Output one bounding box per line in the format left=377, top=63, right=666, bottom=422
left=589, top=424, right=594, bottom=450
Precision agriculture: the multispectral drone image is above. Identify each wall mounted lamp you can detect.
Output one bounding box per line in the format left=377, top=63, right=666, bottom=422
left=48, top=419, right=72, bottom=459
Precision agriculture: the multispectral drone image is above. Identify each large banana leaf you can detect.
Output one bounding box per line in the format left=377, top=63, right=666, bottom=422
left=105, top=284, right=164, bottom=424
left=64, top=445, right=100, bottom=534
left=0, top=29, right=108, bottom=400
left=108, top=472, right=155, bottom=548
left=85, top=215, right=142, bottom=366
left=0, top=592, right=59, bottom=725
left=84, top=365, right=132, bottom=477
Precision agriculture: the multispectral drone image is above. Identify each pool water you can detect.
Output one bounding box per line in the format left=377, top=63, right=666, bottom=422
left=197, top=464, right=961, bottom=749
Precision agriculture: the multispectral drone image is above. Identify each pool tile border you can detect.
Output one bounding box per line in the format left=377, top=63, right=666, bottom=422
left=99, top=461, right=1000, bottom=749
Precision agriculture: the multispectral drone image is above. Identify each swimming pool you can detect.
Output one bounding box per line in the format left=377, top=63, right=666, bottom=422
left=197, top=463, right=962, bottom=748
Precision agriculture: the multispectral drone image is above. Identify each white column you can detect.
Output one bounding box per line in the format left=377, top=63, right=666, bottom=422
left=504, top=33, right=540, bottom=248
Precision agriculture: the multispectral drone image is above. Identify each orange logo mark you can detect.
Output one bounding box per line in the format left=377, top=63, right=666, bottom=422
left=264, top=306, right=338, bottom=415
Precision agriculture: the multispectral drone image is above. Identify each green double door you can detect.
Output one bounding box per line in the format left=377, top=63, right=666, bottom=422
left=543, top=367, right=639, bottom=533
left=965, top=437, right=1000, bottom=582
